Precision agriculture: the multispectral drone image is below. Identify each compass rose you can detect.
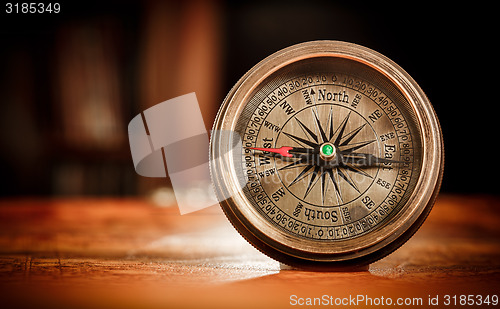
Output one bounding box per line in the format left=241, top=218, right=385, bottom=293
left=248, top=105, right=398, bottom=206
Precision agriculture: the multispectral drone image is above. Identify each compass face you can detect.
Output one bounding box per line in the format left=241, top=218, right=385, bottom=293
left=210, top=41, right=443, bottom=269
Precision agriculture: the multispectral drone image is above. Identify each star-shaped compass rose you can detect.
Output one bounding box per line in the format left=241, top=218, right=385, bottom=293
left=248, top=106, right=400, bottom=205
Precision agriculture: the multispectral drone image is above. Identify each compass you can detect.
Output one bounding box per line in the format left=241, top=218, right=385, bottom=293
left=210, top=41, right=443, bottom=269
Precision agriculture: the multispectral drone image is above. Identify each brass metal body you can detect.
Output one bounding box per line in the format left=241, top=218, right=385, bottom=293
left=210, top=41, right=443, bottom=269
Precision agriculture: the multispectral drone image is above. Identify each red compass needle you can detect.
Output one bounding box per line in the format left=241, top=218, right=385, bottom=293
left=246, top=146, right=295, bottom=157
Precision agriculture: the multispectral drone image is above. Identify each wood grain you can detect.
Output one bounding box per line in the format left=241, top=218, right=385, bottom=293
left=0, top=195, right=499, bottom=308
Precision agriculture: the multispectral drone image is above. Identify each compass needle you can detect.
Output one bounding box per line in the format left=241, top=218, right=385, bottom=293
left=210, top=41, right=443, bottom=269
left=246, top=146, right=295, bottom=157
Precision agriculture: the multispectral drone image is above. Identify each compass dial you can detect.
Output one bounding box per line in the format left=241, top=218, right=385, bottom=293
left=210, top=41, right=443, bottom=269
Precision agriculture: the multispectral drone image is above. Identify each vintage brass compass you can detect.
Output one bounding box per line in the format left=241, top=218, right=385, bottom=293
left=210, top=41, right=443, bottom=269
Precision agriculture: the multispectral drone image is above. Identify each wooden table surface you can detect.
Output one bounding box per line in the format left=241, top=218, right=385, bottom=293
left=0, top=195, right=499, bottom=308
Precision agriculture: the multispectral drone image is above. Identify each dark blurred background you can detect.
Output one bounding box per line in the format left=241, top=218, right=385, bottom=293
left=0, top=0, right=494, bottom=197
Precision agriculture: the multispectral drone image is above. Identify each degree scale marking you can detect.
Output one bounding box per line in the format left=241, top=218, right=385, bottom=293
left=242, top=72, right=415, bottom=241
